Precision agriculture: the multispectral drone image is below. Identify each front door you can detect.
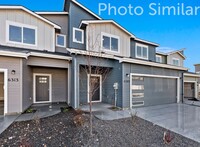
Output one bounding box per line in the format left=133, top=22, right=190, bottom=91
left=0, top=73, right=4, bottom=115
left=88, top=75, right=102, bottom=102
left=34, top=75, right=51, bottom=103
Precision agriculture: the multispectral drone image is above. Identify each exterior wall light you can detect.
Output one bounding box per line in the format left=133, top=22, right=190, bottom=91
left=126, top=73, right=130, bottom=78
left=11, top=70, right=16, bottom=75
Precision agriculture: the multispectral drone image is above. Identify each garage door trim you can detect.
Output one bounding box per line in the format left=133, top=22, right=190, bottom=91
left=130, top=73, right=180, bottom=108
left=184, top=81, right=198, bottom=98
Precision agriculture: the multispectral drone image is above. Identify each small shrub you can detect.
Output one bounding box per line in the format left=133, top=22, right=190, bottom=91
left=60, top=107, right=69, bottom=113
left=24, top=108, right=36, bottom=114
left=163, top=130, right=174, bottom=144
left=73, top=114, right=85, bottom=127
left=75, top=109, right=84, bottom=115
left=130, top=110, right=137, bottom=126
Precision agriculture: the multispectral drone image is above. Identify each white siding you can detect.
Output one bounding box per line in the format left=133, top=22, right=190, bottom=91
left=0, top=56, right=22, bottom=114
left=167, top=53, right=184, bottom=67
left=0, top=9, right=55, bottom=52
left=87, top=23, right=131, bottom=57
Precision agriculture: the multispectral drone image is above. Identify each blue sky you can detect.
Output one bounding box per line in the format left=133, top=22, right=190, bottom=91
left=0, top=0, right=199, bottom=71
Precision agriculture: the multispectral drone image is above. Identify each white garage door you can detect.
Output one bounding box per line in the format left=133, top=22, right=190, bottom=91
left=130, top=74, right=179, bottom=108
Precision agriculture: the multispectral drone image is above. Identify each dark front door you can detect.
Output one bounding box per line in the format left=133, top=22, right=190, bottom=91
left=89, top=75, right=101, bottom=102
left=36, top=75, right=50, bottom=102
left=184, top=83, right=195, bottom=98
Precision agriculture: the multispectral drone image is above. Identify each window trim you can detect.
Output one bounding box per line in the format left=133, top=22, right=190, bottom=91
left=73, top=27, right=84, bottom=44
left=135, top=43, right=149, bottom=60
left=56, top=34, right=66, bottom=48
left=101, top=32, right=120, bottom=53
left=172, top=58, right=180, bottom=66
left=6, top=21, right=37, bottom=46
left=156, top=55, right=162, bottom=63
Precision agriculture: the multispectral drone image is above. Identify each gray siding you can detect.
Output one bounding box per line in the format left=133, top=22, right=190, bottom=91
left=22, top=59, right=32, bottom=111
left=68, top=2, right=98, bottom=50
left=27, top=57, right=69, bottom=68
left=32, top=67, right=68, bottom=103
left=40, top=14, right=69, bottom=53
left=130, top=39, right=156, bottom=62
left=195, top=64, right=200, bottom=73
left=71, top=55, right=122, bottom=108
left=0, top=56, right=22, bottom=114
left=156, top=54, right=167, bottom=64
left=122, top=63, right=184, bottom=108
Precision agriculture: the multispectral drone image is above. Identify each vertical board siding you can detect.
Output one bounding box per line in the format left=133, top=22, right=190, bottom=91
left=0, top=9, right=54, bottom=51
left=22, top=59, right=33, bottom=111
left=40, top=14, right=69, bottom=53
left=167, top=53, right=184, bottom=67
left=69, top=2, right=97, bottom=50
left=0, top=56, right=21, bottom=113
left=88, top=23, right=131, bottom=57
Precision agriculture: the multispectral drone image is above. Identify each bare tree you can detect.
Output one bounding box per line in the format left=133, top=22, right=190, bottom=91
left=79, top=27, right=111, bottom=136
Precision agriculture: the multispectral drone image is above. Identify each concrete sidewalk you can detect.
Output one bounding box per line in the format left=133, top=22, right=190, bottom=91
left=81, top=103, right=200, bottom=143
left=0, top=103, right=68, bottom=134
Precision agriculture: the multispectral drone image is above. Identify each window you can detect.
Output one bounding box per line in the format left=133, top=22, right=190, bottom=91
left=132, top=85, right=144, bottom=90
left=7, top=21, right=37, bottom=46
left=136, top=43, right=148, bottom=59
left=56, top=34, right=66, bottom=47
left=132, top=93, right=144, bottom=98
left=102, top=33, right=119, bottom=52
left=73, top=28, right=84, bottom=44
left=156, top=55, right=162, bottom=63
left=172, top=58, right=180, bottom=66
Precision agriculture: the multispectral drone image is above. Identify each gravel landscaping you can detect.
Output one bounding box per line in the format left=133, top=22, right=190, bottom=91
left=0, top=109, right=199, bottom=147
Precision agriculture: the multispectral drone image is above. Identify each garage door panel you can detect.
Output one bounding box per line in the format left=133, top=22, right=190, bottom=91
left=131, top=75, right=177, bottom=108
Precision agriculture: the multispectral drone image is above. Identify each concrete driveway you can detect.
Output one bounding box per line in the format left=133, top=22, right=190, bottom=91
left=135, top=103, right=200, bottom=143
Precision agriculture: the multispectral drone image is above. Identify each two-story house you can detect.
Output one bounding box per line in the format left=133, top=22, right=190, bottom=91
left=0, top=6, right=71, bottom=115
left=0, top=0, right=190, bottom=115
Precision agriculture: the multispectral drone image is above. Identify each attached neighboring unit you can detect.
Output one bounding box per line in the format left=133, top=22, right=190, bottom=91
left=0, top=0, right=191, bottom=115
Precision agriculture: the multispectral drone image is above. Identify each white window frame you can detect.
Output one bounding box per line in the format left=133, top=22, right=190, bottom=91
left=101, top=32, right=120, bottom=53
left=87, top=74, right=102, bottom=103
left=156, top=55, right=162, bottom=63
left=73, top=27, right=84, bottom=44
left=172, top=58, right=180, bottom=66
left=56, top=34, right=66, bottom=48
left=0, top=69, right=8, bottom=115
left=6, top=21, right=37, bottom=46
left=135, top=43, right=149, bottom=60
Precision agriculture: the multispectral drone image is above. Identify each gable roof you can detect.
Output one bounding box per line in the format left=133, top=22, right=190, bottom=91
left=80, top=20, right=135, bottom=37
left=71, top=0, right=102, bottom=20
left=80, top=20, right=159, bottom=47
left=0, top=6, right=61, bottom=29
left=157, top=48, right=186, bottom=59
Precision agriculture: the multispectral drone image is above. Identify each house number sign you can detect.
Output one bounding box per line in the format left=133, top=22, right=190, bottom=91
left=8, top=78, right=19, bottom=82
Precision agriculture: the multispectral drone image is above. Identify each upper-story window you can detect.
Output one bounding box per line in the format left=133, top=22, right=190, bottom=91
left=172, top=58, right=180, bottom=66
left=73, top=28, right=84, bottom=44
left=135, top=43, right=148, bottom=60
left=102, top=32, right=119, bottom=52
left=156, top=55, right=162, bottom=63
left=56, top=34, right=66, bottom=48
left=6, top=21, right=37, bottom=46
